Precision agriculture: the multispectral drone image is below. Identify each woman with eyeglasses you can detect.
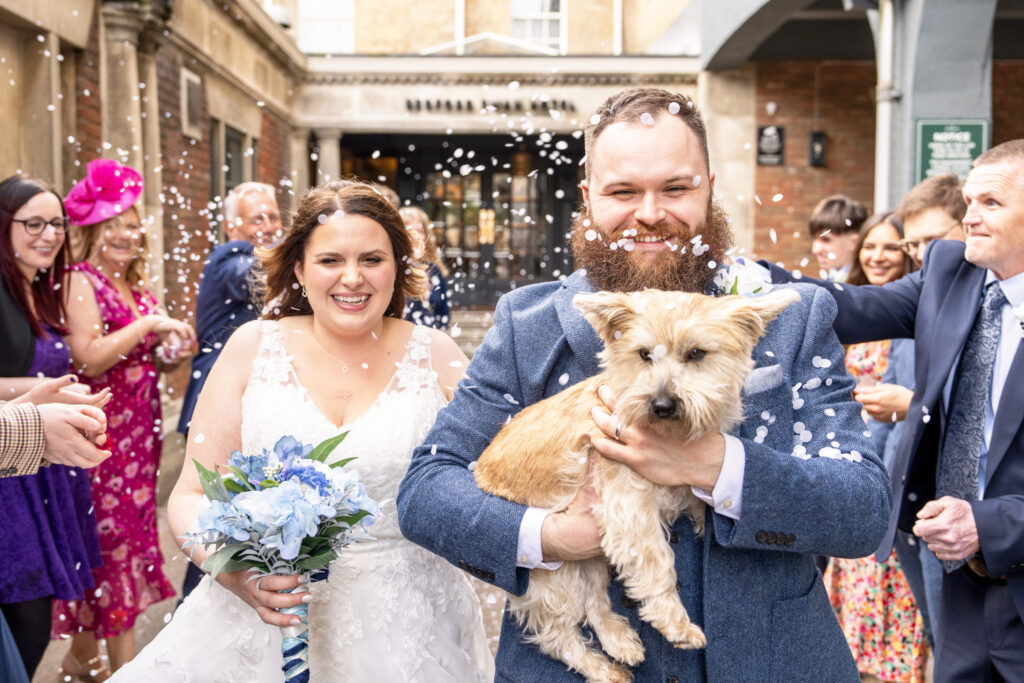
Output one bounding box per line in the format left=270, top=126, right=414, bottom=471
left=0, top=175, right=107, bottom=679
left=49, top=160, right=196, bottom=680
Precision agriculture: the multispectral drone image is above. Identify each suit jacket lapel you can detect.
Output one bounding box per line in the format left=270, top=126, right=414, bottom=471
left=920, top=265, right=985, bottom=410
left=553, top=272, right=603, bottom=377
left=986, top=339, right=1024, bottom=486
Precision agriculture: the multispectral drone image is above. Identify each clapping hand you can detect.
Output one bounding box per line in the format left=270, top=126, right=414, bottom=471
left=852, top=383, right=913, bottom=422
left=13, top=374, right=111, bottom=410
left=36, top=403, right=111, bottom=468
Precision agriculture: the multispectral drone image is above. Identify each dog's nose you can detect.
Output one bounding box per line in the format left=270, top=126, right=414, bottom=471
left=651, top=397, right=677, bottom=418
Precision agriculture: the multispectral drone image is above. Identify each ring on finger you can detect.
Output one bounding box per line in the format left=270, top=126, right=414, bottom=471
left=614, top=422, right=623, bottom=441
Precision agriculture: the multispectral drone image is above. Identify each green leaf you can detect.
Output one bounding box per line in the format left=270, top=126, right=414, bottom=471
left=193, top=459, right=233, bottom=503
left=224, top=479, right=247, bottom=494
left=329, top=456, right=358, bottom=469
left=259, top=479, right=281, bottom=488
left=201, top=545, right=252, bottom=579
left=295, top=552, right=335, bottom=571
left=308, top=432, right=349, bottom=463
left=225, top=466, right=254, bottom=490
left=337, top=509, right=372, bottom=526
left=728, top=278, right=739, bottom=296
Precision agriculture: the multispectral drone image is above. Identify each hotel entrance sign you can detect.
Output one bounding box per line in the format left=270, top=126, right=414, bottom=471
left=915, top=119, right=989, bottom=183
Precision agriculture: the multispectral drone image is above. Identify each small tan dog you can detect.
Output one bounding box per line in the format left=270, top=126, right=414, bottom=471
left=474, top=287, right=801, bottom=683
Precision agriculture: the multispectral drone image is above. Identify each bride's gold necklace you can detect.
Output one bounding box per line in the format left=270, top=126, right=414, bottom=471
left=310, top=324, right=387, bottom=375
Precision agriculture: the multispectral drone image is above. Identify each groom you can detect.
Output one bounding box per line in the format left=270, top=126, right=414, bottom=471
left=397, top=88, right=891, bottom=681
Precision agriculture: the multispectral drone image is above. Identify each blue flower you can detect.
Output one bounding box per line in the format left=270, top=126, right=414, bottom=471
left=195, top=499, right=252, bottom=543
left=233, top=481, right=321, bottom=560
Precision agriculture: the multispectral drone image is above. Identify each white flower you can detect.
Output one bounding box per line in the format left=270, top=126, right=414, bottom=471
left=714, top=258, right=773, bottom=296
left=1014, top=301, right=1024, bottom=339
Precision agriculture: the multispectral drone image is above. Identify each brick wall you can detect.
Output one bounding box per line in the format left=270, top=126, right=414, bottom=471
left=73, top=11, right=102, bottom=185
left=993, top=61, right=1024, bottom=146
left=752, top=61, right=876, bottom=272
left=156, top=47, right=214, bottom=394
left=256, top=109, right=293, bottom=216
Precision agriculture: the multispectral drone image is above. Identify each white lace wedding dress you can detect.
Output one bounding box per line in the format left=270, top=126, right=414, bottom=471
left=115, top=321, right=494, bottom=682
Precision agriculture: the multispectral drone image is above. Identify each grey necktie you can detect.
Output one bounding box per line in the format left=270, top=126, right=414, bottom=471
left=936, top=281, right=1006, bottom=572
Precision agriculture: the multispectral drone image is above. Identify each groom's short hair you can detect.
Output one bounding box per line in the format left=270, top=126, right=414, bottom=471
left=583, top=88, right=710, bottom=181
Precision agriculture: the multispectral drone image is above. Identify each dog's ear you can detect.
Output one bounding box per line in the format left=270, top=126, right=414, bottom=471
left=722, top=289, right=801, bottom=341
left=573, top=292, right=637, bottom=342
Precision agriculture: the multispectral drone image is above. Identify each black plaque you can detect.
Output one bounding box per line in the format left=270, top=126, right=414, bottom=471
left=757, top=125, right=784, bottom=166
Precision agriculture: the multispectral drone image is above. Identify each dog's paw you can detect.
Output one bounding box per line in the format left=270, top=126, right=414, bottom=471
left=601, top=626, right=645, bottom=667
left=588, top=661, right=634, bottom=683
left=667, top=622, right=706, bottom=650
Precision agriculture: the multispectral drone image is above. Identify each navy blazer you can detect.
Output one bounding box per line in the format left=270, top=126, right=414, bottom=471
left=398, top=272, right=890, bottom=682
left=766, top=240, right=1024, bottom=618
left=177, top=241, right=258, bottom=434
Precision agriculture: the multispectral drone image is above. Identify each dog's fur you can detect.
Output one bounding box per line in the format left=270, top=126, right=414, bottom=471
left=474, top=288, right=801, bottom=683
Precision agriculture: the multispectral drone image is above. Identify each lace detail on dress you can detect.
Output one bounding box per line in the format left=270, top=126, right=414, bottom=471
left=115, top=320, right=493, bottom=683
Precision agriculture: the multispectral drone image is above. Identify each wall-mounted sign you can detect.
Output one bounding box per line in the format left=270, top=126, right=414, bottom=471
left=757, top=126, right=784, bottom=166
left=915, top=119, right=989, bottom=183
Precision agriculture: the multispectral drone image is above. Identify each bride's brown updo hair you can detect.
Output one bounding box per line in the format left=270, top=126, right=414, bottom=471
left=259, top=180, right=426, bottom=320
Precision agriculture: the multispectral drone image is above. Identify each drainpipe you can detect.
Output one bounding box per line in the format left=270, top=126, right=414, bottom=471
left=874, top=0, right=899, bottom=210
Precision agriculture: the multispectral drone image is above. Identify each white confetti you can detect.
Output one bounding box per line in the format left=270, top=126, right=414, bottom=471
left=668, top=101, right=681, bottom=114
left=503, top=393, right=519, bottom=405
left=558, top=373, right=569, bottom=385
left=639, top=112, right=655, bottom=126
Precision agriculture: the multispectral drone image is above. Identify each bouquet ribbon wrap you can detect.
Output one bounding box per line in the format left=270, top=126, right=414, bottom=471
left=280, top=582, right=311, bottom=682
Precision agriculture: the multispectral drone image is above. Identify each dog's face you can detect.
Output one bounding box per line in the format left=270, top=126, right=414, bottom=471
left=574, top=289, right=800, bottom=439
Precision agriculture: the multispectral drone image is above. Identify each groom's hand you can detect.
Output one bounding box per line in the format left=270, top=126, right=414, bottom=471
left=540, top=456, right=603, bottom=562
left=218, top=569, right=312, bottom=627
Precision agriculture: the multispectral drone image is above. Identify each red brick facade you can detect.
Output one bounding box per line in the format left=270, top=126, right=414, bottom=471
left=994, top=61, right=1024, bottom=146
left=752, top=61, right=877, bottom=271
left=73, top=12, right=102, bottom=184
left=257, top=110, right=293, bottom=217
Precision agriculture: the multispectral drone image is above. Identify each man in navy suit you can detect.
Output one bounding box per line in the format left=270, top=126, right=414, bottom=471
left=176, top=181, right=281, bottom=596
left=398, top=88, right=891, bottom=681
left=766, top=139, right=1024, bottom=681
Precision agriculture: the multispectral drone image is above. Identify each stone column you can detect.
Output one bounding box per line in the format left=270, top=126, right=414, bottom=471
left=21, top=32, right=63, bottom=188
left=100, top=2, right=145, bottom=171
left=290, top=128, right=311, bottom=206
left=314, top=128, right=342, bottom=183
left=138, top=29, right=165, bottom=302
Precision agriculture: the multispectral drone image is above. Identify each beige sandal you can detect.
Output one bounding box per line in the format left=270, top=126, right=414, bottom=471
left=57, top=653, right=111, bottom=683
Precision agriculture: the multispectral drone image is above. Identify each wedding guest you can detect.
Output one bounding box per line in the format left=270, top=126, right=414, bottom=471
left=896, top=173, right=966, bottom=266
left=809, top=194, right=869, bottom=281
left=176, top=181, right=281, bottom=598
left=400, top=206, right=450, bottom=331
left=52, top=159, right=196, bottom=677
left=824, top=213, right=928, bottom=682
left=0, top=175, right=104, bottom=679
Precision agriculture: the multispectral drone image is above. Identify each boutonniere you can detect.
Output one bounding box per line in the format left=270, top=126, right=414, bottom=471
left=1014, top=302, right=1024, bottom=339
left=714, top=258, right=773, bottom=296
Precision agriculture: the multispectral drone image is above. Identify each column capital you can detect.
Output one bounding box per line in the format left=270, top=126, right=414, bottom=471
left=314, top=127, right=344, bottom=142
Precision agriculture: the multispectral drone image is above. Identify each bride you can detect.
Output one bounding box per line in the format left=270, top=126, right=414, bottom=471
left=114, top=182, right=494, bottom=681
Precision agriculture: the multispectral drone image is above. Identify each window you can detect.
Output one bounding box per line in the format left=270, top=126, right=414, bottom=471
left=224, top=125, right=245, bottom=193
left=510, top=0, right=564, bottom=53
left=297, top=0, right=355, bottom=55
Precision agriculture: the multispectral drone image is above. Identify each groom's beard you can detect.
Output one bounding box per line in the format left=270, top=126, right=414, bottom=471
left=570, top=198, right=733, bottom=293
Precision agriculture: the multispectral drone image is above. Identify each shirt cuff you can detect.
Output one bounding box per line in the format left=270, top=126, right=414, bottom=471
left=691, top=433, right=744, bottom=520
left=516, top=506, right=563, bottom=570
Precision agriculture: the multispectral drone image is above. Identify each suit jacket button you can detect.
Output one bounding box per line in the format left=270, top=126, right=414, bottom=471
left=786, top=534, right=796, bottom=546
left=667, top=677, right=680, bottom=683
left=669, top=531, right=681, bottom=543
left=621, top=595, right=638, bottom=609
left=458, top=560, right=469, bottom=570
left=485, top=571, right=495, bottom=582
left=766, top=532, right=777, bottom=544
left=756, top=530, right=768, bottom=543
left=775, top=534, right=786, bottom=546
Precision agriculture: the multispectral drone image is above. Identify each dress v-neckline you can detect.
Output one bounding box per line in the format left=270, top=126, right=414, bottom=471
left=276, top=322, right=414, bottom=431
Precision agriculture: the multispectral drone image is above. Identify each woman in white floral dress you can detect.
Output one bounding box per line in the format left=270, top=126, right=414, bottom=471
left=114, top=182, right=494, bottom=682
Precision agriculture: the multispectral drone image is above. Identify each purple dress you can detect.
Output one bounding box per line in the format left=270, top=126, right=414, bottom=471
left=0, top=327, right=102, bottom=604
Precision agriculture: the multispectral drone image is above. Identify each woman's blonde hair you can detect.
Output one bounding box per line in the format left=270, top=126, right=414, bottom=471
left=398, top=205, right=448, bottom=277
left=73, top=205, right=151, bottom=290
left=259, top=181, right=426, bottom=320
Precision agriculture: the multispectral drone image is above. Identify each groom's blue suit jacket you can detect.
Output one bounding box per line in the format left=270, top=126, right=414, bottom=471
left=768, top=240, right=1024, bottom=620
left=398, top=272, right=891, bottom=682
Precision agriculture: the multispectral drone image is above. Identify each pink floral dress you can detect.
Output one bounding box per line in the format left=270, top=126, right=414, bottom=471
left=52, top=262, right=176, bottom=639
left=824, top=340, right=929, bottom=682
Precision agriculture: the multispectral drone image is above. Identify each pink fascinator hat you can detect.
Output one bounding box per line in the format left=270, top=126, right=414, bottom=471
left=65, top=159, right=144, bottom=226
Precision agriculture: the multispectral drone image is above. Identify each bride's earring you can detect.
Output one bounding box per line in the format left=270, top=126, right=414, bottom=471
left=301, top=285, right=307, bottom=298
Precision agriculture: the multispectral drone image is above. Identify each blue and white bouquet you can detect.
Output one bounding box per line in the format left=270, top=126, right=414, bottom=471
left=183, top=433, right=379, bottom=683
